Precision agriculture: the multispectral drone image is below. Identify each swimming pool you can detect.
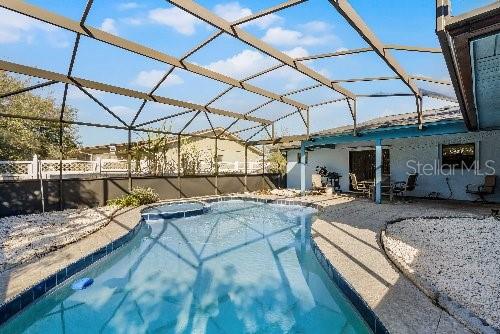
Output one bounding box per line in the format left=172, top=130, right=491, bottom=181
left=1, top=200, right=372, bottom=333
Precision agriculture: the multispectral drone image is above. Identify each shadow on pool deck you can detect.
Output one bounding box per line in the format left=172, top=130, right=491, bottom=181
left=1, top=199, right=371, bottom=333
left=1, top=194, right=495, bottom=333
left=303, top=195, right=495, bottom=333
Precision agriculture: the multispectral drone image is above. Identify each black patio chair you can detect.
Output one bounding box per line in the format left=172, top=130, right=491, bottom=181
left=466, top=175, right=496, bottom=202
left=392, top=173, right=418, bottom=197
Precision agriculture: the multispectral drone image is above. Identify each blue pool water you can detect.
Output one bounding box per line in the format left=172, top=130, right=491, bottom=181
left=2, top=200, right=371, bottom=333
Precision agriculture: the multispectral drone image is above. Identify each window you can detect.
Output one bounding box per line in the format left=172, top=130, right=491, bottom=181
left=297, top=152, right=308, bottom=164
left=217, top=155, right=223, bottom=162
left=441, top=143, right=476, bottom=169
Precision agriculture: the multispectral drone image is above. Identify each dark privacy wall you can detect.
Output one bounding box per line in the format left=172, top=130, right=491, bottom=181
left=0, top=174, right=285, bottom=216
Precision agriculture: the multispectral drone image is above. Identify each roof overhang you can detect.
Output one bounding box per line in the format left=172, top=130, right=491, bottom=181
left=436, top=1, right=500, bottom=131
left=304, top=120, right=467, bottom=148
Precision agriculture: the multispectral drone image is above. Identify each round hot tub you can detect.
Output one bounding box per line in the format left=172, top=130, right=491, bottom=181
left=141, top=201, right=209, bottom=221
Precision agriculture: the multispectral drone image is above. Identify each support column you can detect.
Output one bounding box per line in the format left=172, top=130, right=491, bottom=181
left=58, top=122, right=64, bottom=211
left=261, top=143, right=265, bottom=190
left=127, top=128, right=132, bottom=191
left=300, top=141, right=306, bottom=196
left=177, top=134, right=181, bottom=198
left=244, top=144, right=248, bottom=192
left=305, top=109, right=310, bottom=137
left=375, top=138, right=382, bottom=204
left=353, top=99, right=357, bottom=136
left=347, top=98, right=357, bottom=136
left=214, top=137, right=218, bottom=195
left=416, top=95, right=423, bottom=129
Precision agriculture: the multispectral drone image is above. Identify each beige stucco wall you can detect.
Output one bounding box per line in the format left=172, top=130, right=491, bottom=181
left=87, top=137, right=262, bottom=163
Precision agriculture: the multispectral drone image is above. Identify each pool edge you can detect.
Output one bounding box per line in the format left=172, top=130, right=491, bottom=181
left=0, top=219, right=145, bottom=326
left=310, top=237, right=390, bottom=334
left=0, top=195, right=388, bottom=333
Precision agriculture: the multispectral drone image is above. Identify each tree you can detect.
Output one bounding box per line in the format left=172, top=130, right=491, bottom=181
left=179, top=136, right=214, bottom=175
left=131, top=122, right=174, bottom=175
left=267, top=149, right=287, bottom=174
left=0, top=72, right=79, bottom=160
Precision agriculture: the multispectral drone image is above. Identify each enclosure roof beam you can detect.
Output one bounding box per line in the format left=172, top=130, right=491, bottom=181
left=0, top=59, right=272, bottom=125
left=176, top=0, right=307, bottom=115
left=421, top=90, right=458, bottom=103
left=247, top=44, right=441, bottom=89
left=0, top=80, right=58, bottom=98
left=333, top=76, right=399, bottom=83
left=309, top=97, right=347, bottom=108
left=356, top=93, right=414, bottom=98
left=0, top=111, right=227, bottom=141
left=410, top=76, right=452, bottom=86
left=248, top=134, right=309, bottom=145
left=282, top=84, right=323, bottom=96
left=0, top=0, right=307, bottom=110
left=293, top=44, right=441, bottom=62
left=167, top=0, right=356, bottom=100
left=231, top=124, right=263, bottom=135
left=295, top=47, right=373, bottom=61
left=231, top=0, right=307, bottom=26
left=327, top=0, right=420, bottom=97
left=331, top=75, right=452, bottom=85
left=383, top=44, right=442, bottom=53
left=133, top=109, right=195, bottom=128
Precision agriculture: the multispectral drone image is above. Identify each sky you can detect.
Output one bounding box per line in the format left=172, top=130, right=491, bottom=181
left=0, top=0, right=495, bottom=146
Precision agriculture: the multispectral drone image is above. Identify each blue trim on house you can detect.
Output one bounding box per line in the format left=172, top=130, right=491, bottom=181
left=304, top=120, right=467, bottom=148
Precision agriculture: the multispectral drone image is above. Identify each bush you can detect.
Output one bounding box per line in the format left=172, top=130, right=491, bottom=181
left=107, top=187, right=160, bottom=208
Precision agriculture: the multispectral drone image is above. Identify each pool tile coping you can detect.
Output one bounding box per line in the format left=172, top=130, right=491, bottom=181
left=0, top=194, right=387, bottom=333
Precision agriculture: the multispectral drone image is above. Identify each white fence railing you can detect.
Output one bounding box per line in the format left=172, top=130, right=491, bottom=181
left=0, top=155, right=271, bottom=180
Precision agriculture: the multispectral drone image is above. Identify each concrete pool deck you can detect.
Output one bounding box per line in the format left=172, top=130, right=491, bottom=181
left=0, top=194, right=495, bottom=332
left=293, top=194, right=494, bottom=334
left=0, top=206, right=143, bottom=305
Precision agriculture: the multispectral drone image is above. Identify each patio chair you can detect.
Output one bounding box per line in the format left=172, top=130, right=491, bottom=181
left=349, top=173, right=370, bottom=197
left=466, top=175, right=496, bottom=202
left=392, top=173, right=418, bottom=197
left=312, top=173, right=326, bottom=194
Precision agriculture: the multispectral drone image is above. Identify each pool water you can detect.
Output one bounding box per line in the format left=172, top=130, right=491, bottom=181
left=2, top=200, right=372, bottom=333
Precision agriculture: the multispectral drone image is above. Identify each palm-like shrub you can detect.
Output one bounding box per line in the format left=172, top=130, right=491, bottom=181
left=107, top=187, right=160, bottom=208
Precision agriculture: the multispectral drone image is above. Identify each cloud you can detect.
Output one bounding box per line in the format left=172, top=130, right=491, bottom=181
left=0, top=8, right=54, bottom=44
left=149, top=7, right=202, bottom=35
left=132, top=69, right=184, bottom=88
left=203, top=47, right=316, bottom=89
left=118, top=2, right=140, bottom=11
left=299, top=20, right=331, bottom=33
left=283, top=46, right=309, bottom=59
left=67, top=87, right=103, bottom=100
left=204, top=49, right=277, bottom=79
left=100, top=18, right=119, bottom=36
left=110, top=105, right=136, bottom=115
left=262, top=26, right=335, bottom=47
left=122, top=17, right=143, bottom=26
left=213, top=2, right=251, bottom=21
left=213, top=2, right=282, bottom=29
left=147, top=2, right=280, bottom=36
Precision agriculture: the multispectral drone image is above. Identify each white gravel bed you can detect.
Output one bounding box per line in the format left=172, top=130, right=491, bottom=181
left=0, top=207, right=116, bottom=272
left=384, top=216, right=500, bottom=330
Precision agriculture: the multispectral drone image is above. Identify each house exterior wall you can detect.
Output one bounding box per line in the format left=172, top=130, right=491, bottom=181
left=286, top=130, right=500, bottom=202
left=85, top=137, right=262, bottom=163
